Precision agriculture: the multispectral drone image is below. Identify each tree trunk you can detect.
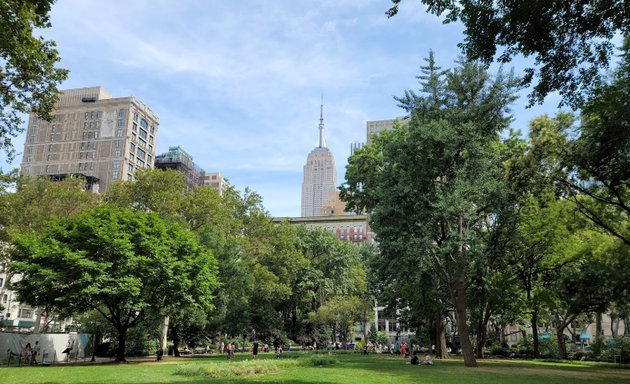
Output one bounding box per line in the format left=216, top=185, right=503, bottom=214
left=531, top=310, right=539, bottom=358
left=592, top=312, right=603, bottom=357
left=172, top=328, right=181, bottom=357
left=453, top=283, right=478, bottom=367
left=437, top=314, right=449, bottom=359
left=611, top=314, right=619, bottom=338
left=475, top=307, right=491, bottom=359
left=115, top=326, right=128, bottom=362
left=33, top=308, right=42, bottom=334
left=556, top=325, right=568, bottom=360
left=159, top=315, right=169, bottom=357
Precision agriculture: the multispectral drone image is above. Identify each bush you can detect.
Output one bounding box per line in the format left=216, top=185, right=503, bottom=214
left=307, top=355, right=338, bottom=366
left=601, top=336, right=630, bottom=363
left=175, top=360, right=294, bottom=378
left=487, top=343, right=510, bottom=357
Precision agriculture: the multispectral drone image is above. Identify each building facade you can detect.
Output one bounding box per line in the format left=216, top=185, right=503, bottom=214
left=201, top=171, right=229, bottom=195
left=154, top=146, right=229, bottom=194
left=301, top=102, right=337, bottom=217
left=154, top=146, right=204, bottom=188
left=20, top=86, right=159, bottom=193
left=366, top=116, right=410, bottom=144
left=273, top=214, right=371, bottom=244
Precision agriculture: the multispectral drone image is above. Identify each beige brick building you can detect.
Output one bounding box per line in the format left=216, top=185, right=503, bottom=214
left=20, top=86, right=159, bottom=193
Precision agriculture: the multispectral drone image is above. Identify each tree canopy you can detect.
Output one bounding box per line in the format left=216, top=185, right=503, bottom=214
left=0, top=0, right=68, bottom=160
left=9, top=205, right=218, bottom=362
left=387, top=0, right=629, bottom=107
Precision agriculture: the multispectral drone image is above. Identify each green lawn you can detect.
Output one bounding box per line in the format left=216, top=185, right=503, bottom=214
left=2, top=352, right=629, bottom=384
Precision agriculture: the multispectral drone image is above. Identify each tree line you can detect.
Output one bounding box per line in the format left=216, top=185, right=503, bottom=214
left=0, top=170, right=371, bottom=362
left=340, top=41, right=629, bottom=367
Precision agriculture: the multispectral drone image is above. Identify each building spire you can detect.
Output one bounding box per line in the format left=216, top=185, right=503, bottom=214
left=318, top=95, right=326, bottom=148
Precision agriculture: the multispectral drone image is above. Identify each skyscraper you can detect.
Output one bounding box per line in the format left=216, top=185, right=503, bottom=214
left=20, top=86, right=159, bottom=193
left=301, top=100, right=337, bottom=217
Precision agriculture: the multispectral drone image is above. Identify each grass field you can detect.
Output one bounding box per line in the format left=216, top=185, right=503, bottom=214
left=2, top=351, right=629, bottom=384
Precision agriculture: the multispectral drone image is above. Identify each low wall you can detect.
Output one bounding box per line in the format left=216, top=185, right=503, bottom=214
left=0, top=332, right=91, bottom=364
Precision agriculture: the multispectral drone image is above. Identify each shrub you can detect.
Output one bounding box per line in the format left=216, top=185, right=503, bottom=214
left=307, top=355, right=338, bottom=367
left=601, top=336, right=630, bottom=363
left=487, top=343, right=510, bottom=357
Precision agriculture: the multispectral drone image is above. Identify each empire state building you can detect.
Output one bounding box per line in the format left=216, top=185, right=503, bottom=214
left=301, top=101, right=337, bottom=217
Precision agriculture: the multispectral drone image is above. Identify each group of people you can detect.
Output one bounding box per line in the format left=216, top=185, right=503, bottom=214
left=23, top=341, right=41, bottom=365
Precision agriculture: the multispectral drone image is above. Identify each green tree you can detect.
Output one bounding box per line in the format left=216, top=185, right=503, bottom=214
left=9, top=205, right=218, bottom=362
left=387, top=0, right=628, bottom=107
left=341, top=54, right=518, bottom=367
left=0, top=0, right=68, bottom=159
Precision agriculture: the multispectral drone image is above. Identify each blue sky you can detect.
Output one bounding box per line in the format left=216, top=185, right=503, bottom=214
left=4, top=0, right=563, bottom=217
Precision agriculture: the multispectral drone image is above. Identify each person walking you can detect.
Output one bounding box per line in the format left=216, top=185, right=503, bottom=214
left=252, top=340, right=259, bottom=360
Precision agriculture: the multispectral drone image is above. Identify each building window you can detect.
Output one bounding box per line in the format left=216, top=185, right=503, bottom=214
left=0, top=277, right=3, bottom=288
left=114, top=149, right=121, bottom=157
left=138, top=138, right=146, bottom=148
left=128, top=164, right=134, bottom=172
left=18, top=308, right=33, bottom=319
left=91, top=152, right=96, bottom=159
left=133, top=112, right=138, bottom=122
left=29, top=134, right=36, bottom=143
left=48, top=144, right=53, bottom=152
left=81, top=142, right=85, bottom=150
left=137, top=159, right=145, bottom=167
left=47, top=154, right=51, bottom=161
left=112, top=170, right=119, bottom=179
left=150, top=125, right=155, bottom=134
left=129, top=153, right=135, bottom=161
left=24, top=166, right=30, bottom=175
left=149, top=136, right=154, bottom=144
left=117, top=108, right=125, bottom=117
left=140, top=118, right=148, bottom=129
left=131, top=133, right=137, bottom=141
left=78, top=163, right=83, bottom=171
left=130, top=143, right=136, bottom=152
left=96, top=111, right=101, bottom=119
left=139, top=128, right=147, bottom=139
left=117, top=119, right=124, bottom=127
left=116, top=129, right=124, bottom=137
left=137, top=148, right=146, bottom=158
left=89, top=162, right=94, bottom=170
left=115, top=140, right=122, bottom=148
left=149, top=144, right=153, bottom=152
left=113, top=160, right=120, bottom=169
left=80, top=152, right=84, bottom=159
left=2, top=294, right=7, bottom=303
left=90, top=111, right=95, bottom=119
left=132, top=123, right=137, bottom=132
left=85, top=112, right=89, bottom=120
left=45, top=165, right=50, bottom=173
left=147, top=154, right=152, bottom=164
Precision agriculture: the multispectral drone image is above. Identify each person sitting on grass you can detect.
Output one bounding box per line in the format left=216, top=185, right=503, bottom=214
left=410, top=352, right=420, bottom=365
left=423, top=353, right=433, bottom=365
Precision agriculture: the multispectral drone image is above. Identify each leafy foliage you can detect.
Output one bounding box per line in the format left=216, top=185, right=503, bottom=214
left=387, top=0, right=628, bottom=107
left=0, top=0, right=68, bottom=160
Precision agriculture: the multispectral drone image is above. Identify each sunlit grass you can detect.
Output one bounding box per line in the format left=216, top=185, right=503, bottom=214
left=1, top=351, right=629, bottom=384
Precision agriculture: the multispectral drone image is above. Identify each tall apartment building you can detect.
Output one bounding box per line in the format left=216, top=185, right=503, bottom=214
left=154, top=145, right=229, bottom=195
left=301, top=102, right=337, bottom=217
left=154, top=146, right=204, bottom=188
left=20, top=86, right=159, bottom=193
left=201, top=171, right=229, bottom=195
left=366, top=116, right=410, bottom=144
